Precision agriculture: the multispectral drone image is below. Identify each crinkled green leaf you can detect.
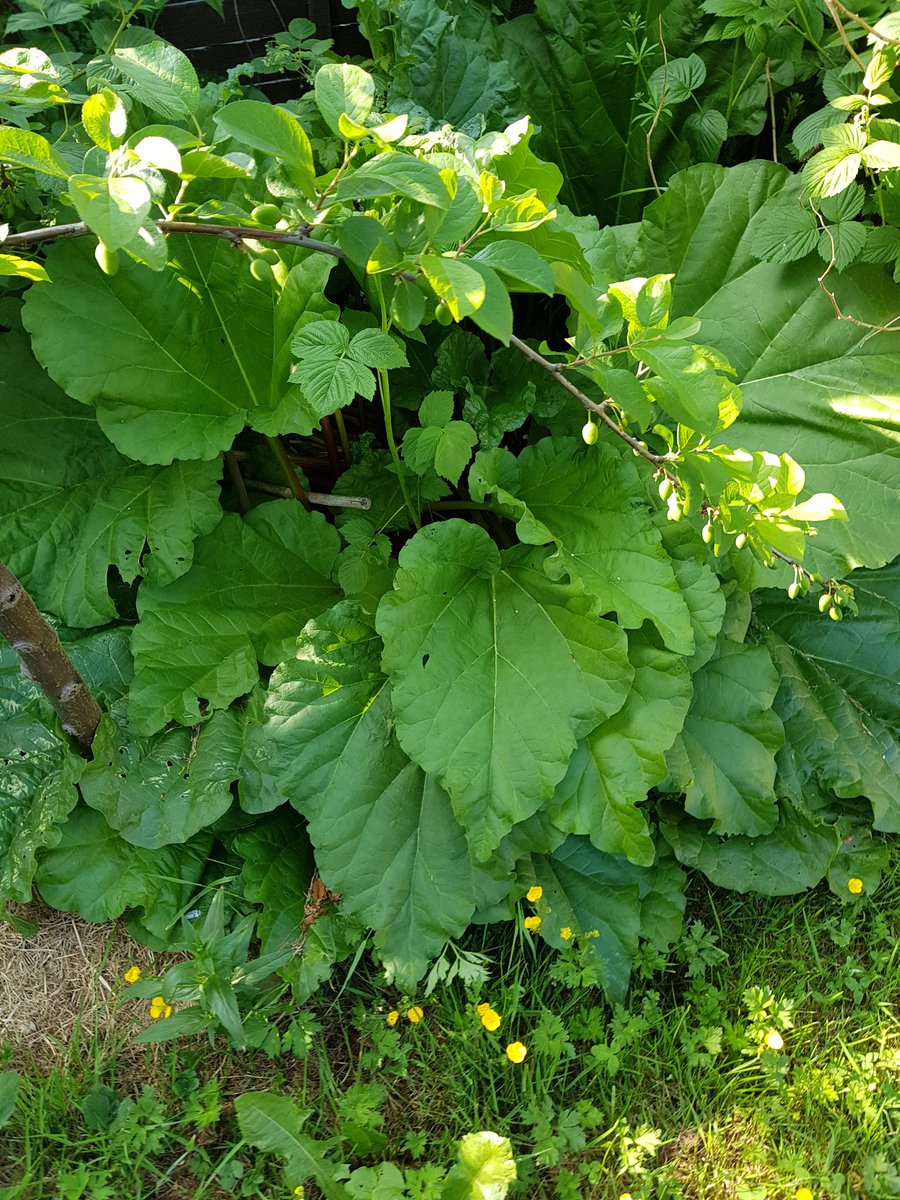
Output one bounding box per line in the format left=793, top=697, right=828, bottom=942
left=262, top=603, right=479, bottom=983
left=629, top=161, right=900, bottom=575
left=0, top=330, right=222, bottom=626
left=35, top=805, right=211, bottom=925
left=660, top=799, right=839, bottom=895
left=470, top=439, right=694, bottom=653
left=110, top=39, right=200, bottom=119
left=664, top=640, right=784, bottom=837
left=81, top=703, right=244, bottom=848
left=130, top=502, right=340, bottom=734
left=757, top=563, right=900, bottom=832
left=377, top=525, right=632, bottom=859
left=548, top=635, right=692, bottom=866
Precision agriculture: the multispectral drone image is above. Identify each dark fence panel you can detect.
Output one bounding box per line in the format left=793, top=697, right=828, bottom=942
left=155, top=0, right=369, bottom=99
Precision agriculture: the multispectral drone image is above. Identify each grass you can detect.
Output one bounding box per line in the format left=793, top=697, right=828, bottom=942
left=2, top=854, right=900, bottom=1200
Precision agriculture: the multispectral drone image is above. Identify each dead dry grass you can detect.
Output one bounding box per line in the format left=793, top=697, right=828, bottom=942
left=0, top=897, right=155, bottom=1058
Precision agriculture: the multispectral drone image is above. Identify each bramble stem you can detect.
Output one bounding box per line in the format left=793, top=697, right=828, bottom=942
left=265, top=436, right=312, bottom=510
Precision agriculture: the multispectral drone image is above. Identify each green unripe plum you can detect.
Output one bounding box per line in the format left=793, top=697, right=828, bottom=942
left=435, top=301, right=453, bottom=325
left=251, top=203, right=281, bottom=226
left=787, top=580, right=801, bottom=600
left=734, top=532, right=747, bottom=550
left=701, top=521, right=714, bottom=545
left=818, top=591, right=832, bottom=613
left=658, top=476, right=674, bottom=501
left=828, top=604, right=843, bottom=621
left=256, top=247, right=280, bottom=265
left=250, top=257, right=274, bottom=283
left=94, top=242, right=119, bottom=276
left=582, top=420, right=599, bottom=445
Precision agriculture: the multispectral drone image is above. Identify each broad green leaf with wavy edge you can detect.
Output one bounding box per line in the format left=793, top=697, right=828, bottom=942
left=547, top=635, right=692, bottom=866
left=35, top=805, right=212, bottom=928
left=659, top=799, right=840, bottom=896
left=22, top=239, right=335, bottom=465
left=234, top=808, right=315, bottom=991
left=624, top=160, right=900, bottom=576
left=0, top=329, right=222, bottom=626
left=532, top=836, right=686, bottom=1004
left=470, top=439, right=694, bottom=654
left=664, top=640, right=784, bottom=837
left=130, top=502, right=340, bottom=735
left=81, top=702, right=244, bottom=849
left=377, top=524, right=633, bottom=859
left=756, top=563, right=900, bottom=832
left=262, top=603, right=481, bottom=983
left=0, top=644, right=82, bottom=905
left=658, top=522, right=727, bottom=672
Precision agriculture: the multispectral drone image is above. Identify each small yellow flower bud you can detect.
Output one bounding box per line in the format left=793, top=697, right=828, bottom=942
left=481, top=1009, right=502, bottom=1032
left=123, top=965, right=141, bottom=984
left=506, top=1041, right=527, bottom=1063
left=765, top=1030, right=784, bottom=1051
left=847, top=877, right=863, bottom=895
left=406, top=1006, right=423, bottom=1024
left=560, top=927, right=573, bottom=940
left=387, top=1010, right=399, bottom=1026
left=526, top=885, right=543, bottom=902
left=524, top=915, right=541, bottom=932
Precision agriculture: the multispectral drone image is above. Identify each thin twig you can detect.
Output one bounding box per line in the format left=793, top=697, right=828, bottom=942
left=223, top=449, right=250, bottom=514
left=645, top=14, right=668, bottom=198
left=829, top=0, right=900, bottom=45
left=265, top=435, right=312, bottom=510
left=823, top=0, right=867, bottom=70
left=245, top=480, right=371, bottom=508
left=764, top=60, right=778, bottom=163
left=810, top=203, right=900, bottom=334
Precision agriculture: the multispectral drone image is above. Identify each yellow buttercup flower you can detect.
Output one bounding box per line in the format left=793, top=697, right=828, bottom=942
left=526, top=885, right=543, bottom=902
left=406, top=1006, right=424, bottom=1024
left=765, top=1030, right=785, bottom=1051
left=848, top=877, right=863, bottom=895
left=386, top=1010, right=399, bottom=1026
left=148, top=996, right=172, bottom=1020
left=123, top=965, right=141, bottom=984
left=506, top=1041, right=527, bottom=1063
left=476, top=1002, right=491, bottom=1016
left=619, top=1194, right=633, bottom=1200
left=294, top=1187, right=305, bottom=1198
left=795, top=1188, right=814, bottom=1200
left=480, top=1008, right=502, bottom=1032
left=560, top=927, right=573, bottom=940
left=524, top=915, right=541, bottom=932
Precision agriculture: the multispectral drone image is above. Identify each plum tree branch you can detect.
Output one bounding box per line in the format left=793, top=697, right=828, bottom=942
left=0, top=561, right=101, bottom=752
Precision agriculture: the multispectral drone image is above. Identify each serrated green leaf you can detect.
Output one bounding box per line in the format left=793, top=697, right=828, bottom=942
left=548, top=635, right=692, bottom=865
left=0, top=330, right=222, bottom=625
left=377, top=526, right=632, bottom=859
left=749, top=202, right=819, bottom=264
left=235, top=1093, right=347, bottom=1197
left=110, top=39, right=199, bottom=120
left=214, top=100, right=315, bottom=197
left=817, top=220, right=866, bottom=271
left=802, top=145, right=861, bottom=198
left=290, top=321, right=376, bottom=416
left=349, top=327, right=408, bottom=370
left=130, top=502, right=340, bottom=734
left=81, top=703, right=243, bottom=848
left=471, top=439, right=694, bottom=654
left=665, top=640, right=784, bottom=836
left=648, top=54, right=706, bottom=105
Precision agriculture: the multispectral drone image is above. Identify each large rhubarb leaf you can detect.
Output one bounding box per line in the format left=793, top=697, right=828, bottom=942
left=756, top=560, right=900, bottom=832
left=130, top=501, right=340, bottom=734
left=548, top=634, right=692, bottom=866
left=664, top=640, right=784, bottom=837
left=263, top=603, right=480, bottom=983
left=0, top=328, right=222, bottom=626
left=626, top=161, right=900, bottom=576
left=22, top=239, right=337, bottom=465
left=377, top=525, right=633, bottom=858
